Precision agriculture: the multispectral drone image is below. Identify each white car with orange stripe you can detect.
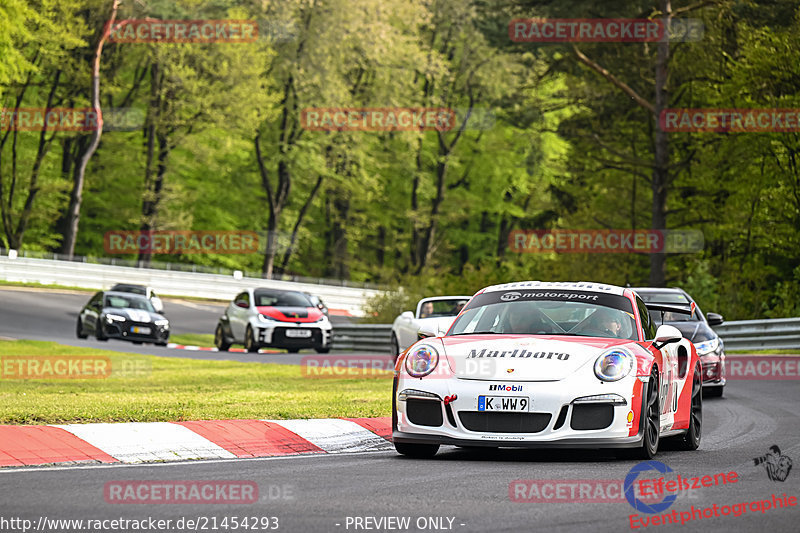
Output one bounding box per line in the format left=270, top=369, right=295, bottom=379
left=392, top=281, right=702, bottom=459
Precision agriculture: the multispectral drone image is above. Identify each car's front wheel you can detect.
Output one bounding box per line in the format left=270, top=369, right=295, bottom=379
left=675, top=364, right=702, bottom=451
left=618, top=367, right=659, bottom=460
left=95, top=319, right=108, bottom=341
left=76, top=318, right=87, bottom=339
left=244, top=325, right=259, bottom=353
left=394, top=442, right=439, bottom=459
left=315, top=344, right=330, bottom=354
left=704, top=385, right=723, bottom=398
left=214, top=324, right=231, bottom=351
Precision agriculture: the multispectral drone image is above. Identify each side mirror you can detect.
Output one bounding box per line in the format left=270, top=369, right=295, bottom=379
left=654, top=324, right=682, bottom=349
left=417, top=325, right=438, bottom=338
left=401, top=311, right=414, bottom=319
left=706, top=312, right=724, bottom=326
left=235, top=300, right=249, bottom=309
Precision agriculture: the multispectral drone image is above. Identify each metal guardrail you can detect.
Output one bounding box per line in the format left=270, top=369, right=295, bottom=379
left=330, top=318, right=800, bottom=354
left=714, top=318, right=800, bottom=351
left=332, top=324, right=393, bottom=354
left=0, top=255, right=382, bottom=317
left=0, top=247, right=383, bottom=290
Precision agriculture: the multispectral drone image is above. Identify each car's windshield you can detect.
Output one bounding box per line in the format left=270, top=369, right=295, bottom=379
left=254, top=290, right=312, bottom=307
left=418, top=299, right=469, bottom=318
left=111, top=285, right=147, bottom=295
left=104, top=294, right=154, bottom=312
left=449, top=289, right=638, bottom=340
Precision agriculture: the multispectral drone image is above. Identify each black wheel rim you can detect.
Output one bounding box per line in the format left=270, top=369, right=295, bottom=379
left=215, top=326, right=222, bottom=347
left=691, top=368, right=702, bottom=440
left=646, top=372, right=660, bottom=452
left=245, top=328, right=253, bottom=350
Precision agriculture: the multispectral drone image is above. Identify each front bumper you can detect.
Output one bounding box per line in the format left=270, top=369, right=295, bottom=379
left=700, top=353, right=726, bottom=387
left=102, top=320, right=169, bottom=343
left=249, top=319, right=332, bottom=349
left=394, top=373, right=645, bottom=448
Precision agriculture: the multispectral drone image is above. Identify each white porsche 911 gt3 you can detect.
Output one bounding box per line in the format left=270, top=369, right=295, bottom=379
left=392, top=281, right=702, bottom=459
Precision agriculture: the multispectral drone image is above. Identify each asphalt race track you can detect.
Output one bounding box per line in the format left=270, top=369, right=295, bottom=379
left=0, top=287, right=355, bottom=364
left=1, top=287, right=799, bottom=532
left=1, top=380, right=798, bottom=532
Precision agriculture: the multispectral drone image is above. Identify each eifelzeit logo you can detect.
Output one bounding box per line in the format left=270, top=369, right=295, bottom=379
left=468, top=349, right=569, bottom=360
left=489, top=384, right=523, bottom=391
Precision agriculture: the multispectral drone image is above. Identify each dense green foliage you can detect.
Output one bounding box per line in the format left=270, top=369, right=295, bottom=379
left=1, top=0, right=798, bottom=319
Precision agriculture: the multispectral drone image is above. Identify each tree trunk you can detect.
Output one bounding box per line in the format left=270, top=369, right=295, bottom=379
left=60, top=0, right=120, bottom=259
left=649, top=0, right=671, bottom=286
left=279, top=175, right=323, bottom=273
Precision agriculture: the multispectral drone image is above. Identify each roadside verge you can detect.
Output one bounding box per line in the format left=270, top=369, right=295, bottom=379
left=0, top=417, right=392, bottom=468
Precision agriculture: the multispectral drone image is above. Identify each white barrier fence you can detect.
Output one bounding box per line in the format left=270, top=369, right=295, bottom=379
left=0, top=255, right=381, bottom=317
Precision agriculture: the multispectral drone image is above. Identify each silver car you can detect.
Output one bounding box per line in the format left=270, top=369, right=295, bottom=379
left=214, top=288, right=333, bottom=353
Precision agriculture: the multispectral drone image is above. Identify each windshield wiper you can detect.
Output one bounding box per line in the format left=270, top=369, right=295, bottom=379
left=449, top=331, right=505, bottom=335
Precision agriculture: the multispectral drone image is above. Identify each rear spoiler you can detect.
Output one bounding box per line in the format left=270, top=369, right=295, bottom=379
left=644, top=301, right=697, bottom=325
left=644, top=302, right=695, bottom=316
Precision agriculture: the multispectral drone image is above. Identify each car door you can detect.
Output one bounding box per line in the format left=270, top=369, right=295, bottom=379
left=83, top=292, right=103, bottom=334
left=397, top=308, right=418, bottom=350
left=228, top=291, right=250, bottom=341
left=637, top=297, right=679, bottom=430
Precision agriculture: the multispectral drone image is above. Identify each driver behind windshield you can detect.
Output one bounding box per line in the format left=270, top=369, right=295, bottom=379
left=576, top=307, right=624, bottom=338
left=420, top=302, right=434, bottom=318
left=502, top=305, right=552, bottom=334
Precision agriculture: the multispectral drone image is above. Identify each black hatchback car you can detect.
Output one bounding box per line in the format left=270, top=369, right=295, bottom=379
left=77, top=290, right=170, bottom=346
left=632, top=287, right=725, bottom=397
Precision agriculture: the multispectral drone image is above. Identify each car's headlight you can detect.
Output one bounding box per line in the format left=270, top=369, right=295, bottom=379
left=154, top=319, right=169, bottom=327
left=694, top=338, right=719, bottom=355
left=594, top=348, right=635, bottom=382
left=105, top=314, right=126, bottom=322
left=405, top=344, right=439, bottom=378
left=258, top=313, right=277, bottom=322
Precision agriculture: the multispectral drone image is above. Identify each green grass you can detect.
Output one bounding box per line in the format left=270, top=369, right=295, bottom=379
left=168, top=333, right=216, bottom=347
left=0, top=280, right=93, bottom=292
left=0, top=340, right=391, bottom=425
left=0, top=280, right=228, bottom=303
